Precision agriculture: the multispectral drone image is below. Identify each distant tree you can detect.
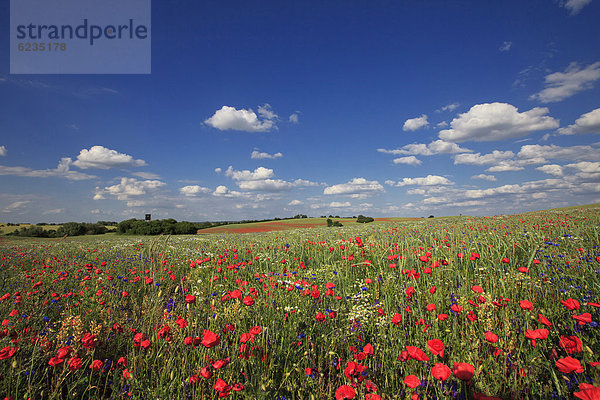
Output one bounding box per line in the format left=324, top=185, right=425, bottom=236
left=428, top=215, right=434, bottom=218
left=356, top=215, right=374, bottom=223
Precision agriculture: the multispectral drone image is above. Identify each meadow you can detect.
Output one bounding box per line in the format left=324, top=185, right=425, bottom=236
left=0, top=207, right=599, bottom=399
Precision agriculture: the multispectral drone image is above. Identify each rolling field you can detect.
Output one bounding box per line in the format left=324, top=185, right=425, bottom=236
left=0, top=207, right=599, bottom=399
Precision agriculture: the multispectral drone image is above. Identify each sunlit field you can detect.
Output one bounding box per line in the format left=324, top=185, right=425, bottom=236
left=1, top=208, right=599, bottom=399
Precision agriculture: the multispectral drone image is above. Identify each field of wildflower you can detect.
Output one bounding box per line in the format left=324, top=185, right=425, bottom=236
left=1, top=208, right=599, bottom=400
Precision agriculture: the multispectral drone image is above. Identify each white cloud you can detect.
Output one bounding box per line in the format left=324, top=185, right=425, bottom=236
left=393, top=175, right=454, bottom=187
left=237, top=179, right=292, bottom=191
left=407, top=188, right=426, bottom=195
left=439, top=103, right=558, bottom=142
left=562, top=0, right=592, bottom=14
left=403, top=115, right=429, bottom=131
left=499, top=41, right=512, bottom=52
left=288, top=200, right=304, bottom=206
left=436, top=121, right=448, bottom=128
left=225, top=166, right=274, bottom=181
left=517, top=144, right=600, bottom=162
left=557, top=107, right=600, bottom=135
left=1, top=201, right=30, bottom=213
left=530, top=62, right=600, bottom=103
left=329, top=201, right=351, bottom=208
left=324, top=178, right=385, bottom=196
left=96, top=177, right=166, bottom=201
left=0, top=158, right=96, bottom=181
left=0, top=146, right=6, bottom=156
left=378, top=140, right=471, bottom=156
left=471, top=174, right=497, bottom=181
left=454, top=150, right=515, bottom=166
left=536, top=164, right=564, bottom=177
left=251, top=150, right=283, bottom=159
left=180, top=185, right=212, bottom=196
left=292, top=179, right=321, bottom=187
left=393, top=156, right=422, bottom=165
left=132, top=171, right=161, bottom=180
left=566, top=161, right=600, bottom=179
left=438, top=103, right=459, bottom=112
left=42, top=208, right=64, bottom=215
left=72, top=146, right=147, bottom=169
left=205, top=104, right=277, bottom=132
left=289, top=112, right=300, bottom=124
left=214, top=167, right=222, bottom=173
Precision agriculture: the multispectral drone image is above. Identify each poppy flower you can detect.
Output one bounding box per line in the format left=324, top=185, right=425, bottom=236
left=242, top=296, right=254, bottom=306
left=437, top=314, right=449, bottom=321
left=519, top=300, right=533, bottom=310
left=214, top=378, right=231, bottom=394
left=202, top=330, right=221, bottom=348
left=555, top=356, right=584, bottom=373
left=404, top=375, right=421, bottom=388
left=431, top=363, right=451, bottom=381
left=90, top=359, right=103, bottom=372
left=573, top=313, right=592, bottom=325
left=426, top=303, right=437, bottom=312
left=560, top=336, right=583, bottom=354
left=561, top=298, right=580, bottom=310
left=200, top=366, right=212, bottom=378
left=502, top=258, right=510, bottom=264
left=48, top=357, right=64, bottom=367
left=123, top=369, right=131, bottom=379
left=335, top=385, right=355, bottom=400
left=364, top=343, right=374, bottom=355
left=453, top=362, right=475, bottom=382
left=185, top=294, right=196, bottom=304
left=428, top=339, right=445, bottom=358
left=212, top=357, right=230, bottom=369
left=406, top=346, right=430, bottom=361
left=450, top=304, right=463, bottom=314
left=484, top=331, right=499, bottom=343
left=472, top=285, right=483, bottom=293
left=67, top=356, right=82, bottom=371
left=392, top=313, right=402, bottom=325
left=141, top=339, right=151, bottom=349
left=365, top=395, right=382, bottom=400
left=574, top=383, right=600, bottom=400
left=537, top=313, right=552, bottom=327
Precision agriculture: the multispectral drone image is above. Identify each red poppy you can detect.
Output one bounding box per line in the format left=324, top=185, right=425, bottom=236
left=453, top=362, right=475, bottom=382
left=48, top=357, right=64, bottom=367
left=335, top=385, right=356, bottom=400
left=364, top=343, right=374, bottom=355
left=561, top=298, right=580, bottom=310
left=472, top=285, right=483, bottom=293
left=141, top=339, right=151, bottom=349
left=450, top=304, right=463, bottom=314
left=426, top=303, right=437, bottom=312
left=214, top=378, right=231, bottom=394
left=90, top=359, right=103, bottom=372
left=407, top=346, right=430, bottom=361
left=392, top=313, right=402, bottom=325
left=242, top=296, right=255, bottom=306
left=519, top=300, right=533, bottom=310
left=365, top=395, right=382, bottom=400
left=437, top=314, right=449, bottom=321
left=560, top=336, right=583, bottom=354
left=185, top=294, right=196, bottom=304
left=82, top=333, right=97, bottom=349
left=404, top=375, right=420, bottom=388
left=573, top=313, right=592, bottom=325
left=555, top=356, right=584, bottom=373
left=67, top=356, right=82, bottom=371
left=431, top=363, right=451, bottom=381
left=427, top=339, right=445, bottom=358
left=485, top=331, right=499, bottom=343
left=123, top=369, right=131, bottom=379
left=523, top=328, right=549, bottom=340
left=200, top=366, right=212, bottom=378
left=202, top=329, right=221, bottom=348
left=537, top=313, right=552, bottom=327
left=501, top=258, right=510, bottom=264
left=574, top=383, right=600, bottom=400
left=213, top=357, right=230, bottom=369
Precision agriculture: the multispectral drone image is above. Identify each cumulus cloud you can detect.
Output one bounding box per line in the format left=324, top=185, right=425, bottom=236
left=1, top=201, right=30, bottom=213
left=530, top=62, right=600, bottom=103
left=329, top=201, right=351, bottom=208
left=205, top=104, right=277, bottom=132
left=437, top=103, right=459, bottom=113
left=72, top=146, right=147, bottom=169
left=557, top=107, right=600, bottom=135
left=0, top=146, right=6, bottom=156
left=180, top=185, right=212, bottom=197
left=536, top=164, right=564, bottom=177
left=288, top=200, right=304, bottom=206
left=323, top=178, right=385, bottom=196
left=0, top=158, right=96, bottom=181
left=42, top=208, right=64, bottom=215
left=225, top=166, right=274, bottom=181
left=237, top=179, right=292, bottom=191
left=562, top=0, right=592, bottom=14
left=378, top=140, right=471, bottom=156
left=95, top=177, right=166, bottom=200
left=517, top=144, right=600, bottom=162
left=251, top=150, right=283, bottom=159
left=403, top=115, right=429, bottom=131
left=499, top=41, right=512, bottom=52
left=454, top=150, right=515, bottom=166
left=393, top=175, right=454, bottom=187
left=471, top=174, right=497, bottom=181
left=393, top=156, right=422, bottom=165
left=132, top=171, right=161, bottom=180
left=439, top=103, right=558, bottom=142
left=289, top=112, right=300, bottom=124
left=566, top=161, right=600, bottom=179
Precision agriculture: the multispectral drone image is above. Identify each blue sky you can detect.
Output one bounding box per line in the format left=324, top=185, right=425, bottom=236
left=1, top=0, right=600, bottom=222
